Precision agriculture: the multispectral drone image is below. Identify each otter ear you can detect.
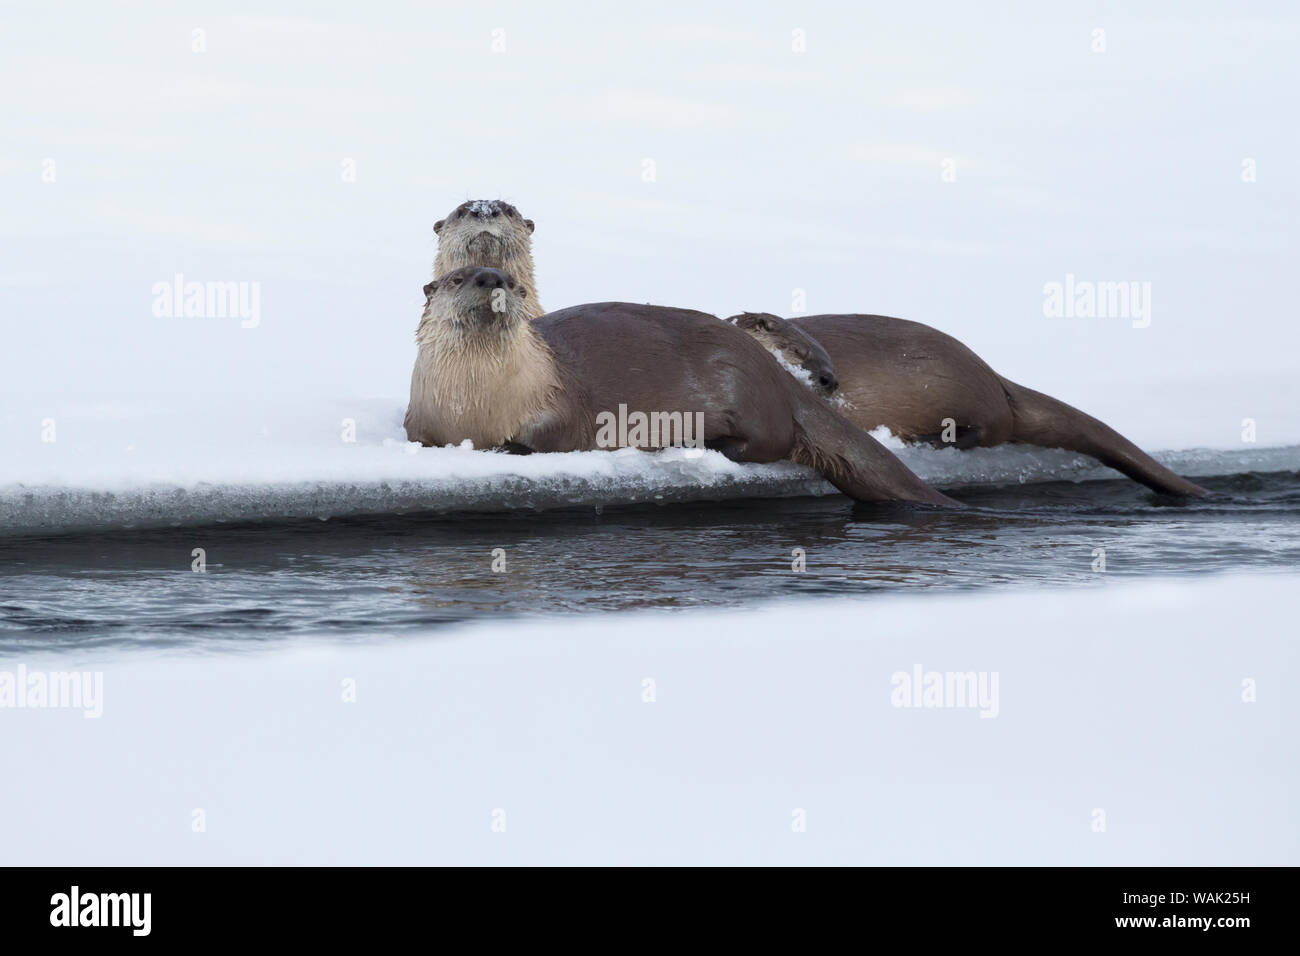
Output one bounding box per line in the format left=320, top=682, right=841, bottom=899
left=757, top=315, right=777, bottom=332
left=524, top=219, right=535, bottom=234
left=433, top=219, right=445, bottom=235
left=423, top=281, right=438, bottom=297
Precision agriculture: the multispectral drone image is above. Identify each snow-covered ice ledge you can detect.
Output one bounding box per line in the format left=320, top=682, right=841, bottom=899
left=3, top=397, right=1297, bottom=536
left=0, top=447, right=834, bottom=536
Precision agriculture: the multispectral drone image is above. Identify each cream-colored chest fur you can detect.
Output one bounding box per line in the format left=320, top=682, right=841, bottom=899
left=407, top=324, right=559, bottom=448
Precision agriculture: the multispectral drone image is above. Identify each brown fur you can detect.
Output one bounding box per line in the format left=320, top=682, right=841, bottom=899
left=404, top=267, right=960, bottom=506
left=729, top=312, right=1209, bottom=497
left=729, top=313, right=838, bottom=397
left=432, top=199, right=544, bottom=318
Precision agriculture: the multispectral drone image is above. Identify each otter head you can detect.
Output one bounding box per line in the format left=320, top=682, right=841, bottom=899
left=727, top=312, right=839, bottom=398
left=434, top=199, right=533, bottom=267
left=419, top=265, right=531, bottom=339
left=432, top=199, right=542, bottom=318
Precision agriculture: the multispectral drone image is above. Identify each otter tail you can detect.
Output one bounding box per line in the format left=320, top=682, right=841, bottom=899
left=1001, top=379, right=1208, bottom=496
left=790, top=399, right=962, bottom=506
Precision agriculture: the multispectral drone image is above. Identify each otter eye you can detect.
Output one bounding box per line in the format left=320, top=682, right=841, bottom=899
left=452, top=276, right=464, bottom=285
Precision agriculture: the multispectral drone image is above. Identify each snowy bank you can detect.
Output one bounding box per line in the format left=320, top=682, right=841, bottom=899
left=4, top=396, right=1296, bottom=536
left=1, top=572, right=1293, bottom=865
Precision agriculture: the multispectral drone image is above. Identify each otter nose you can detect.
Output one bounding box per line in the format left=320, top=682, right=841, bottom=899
left=473, top=269, right=507, bottom=289
left=819, top=373, right=838, bottom=391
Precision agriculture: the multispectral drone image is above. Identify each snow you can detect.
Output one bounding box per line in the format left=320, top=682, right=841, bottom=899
left=764, top=345, right=818, bottom=390
left=0, top=395, right=830, bottom=535
left=0, top=0, right=1294, bottom=869
left=2, top=2, right=1297, bottom=540
left=2, top=571, right=1292, bottom=865
left=4, top=393, right=1297, bottom=536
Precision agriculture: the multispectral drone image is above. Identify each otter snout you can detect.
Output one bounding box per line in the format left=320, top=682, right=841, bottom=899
left=473, top=268, right=508, bottom=289
left=436, top=199, right=534, bottom=234
left=464, top=199, right=508, bottom=218
left=816, top=372, right=838, bottom=396
left=426, top=265, right=526, bottom=329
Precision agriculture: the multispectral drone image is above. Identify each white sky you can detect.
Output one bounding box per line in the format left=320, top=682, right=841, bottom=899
left=2, top=1, right=1297, bottom=440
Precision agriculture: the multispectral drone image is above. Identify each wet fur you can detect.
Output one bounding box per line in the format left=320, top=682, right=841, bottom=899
left=732, top=312, right=1208, bottom=497
left=432, top=200, right=544, bottom=318
left=403, top=271, right=959, bottom=505
left=404, top=269, right=562, bottom=448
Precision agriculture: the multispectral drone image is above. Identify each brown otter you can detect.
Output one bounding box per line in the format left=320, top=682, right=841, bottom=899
left=432, top=199, right=544, bottom=318
left=404, top=266, right=961, bottom=506
left=726, top=313, right=839, bottom=398
left=729, top=312, right=1209, bottom=497
left=430, top=200, right=845, bottom=399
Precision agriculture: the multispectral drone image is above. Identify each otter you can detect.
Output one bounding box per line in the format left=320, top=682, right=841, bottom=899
left=404, top=266, right=961, bottom=506
left=432, top=199, right=544, bottom=318
left=430, top=200, right=844, bottom=400
left=729, top=312, right=1208, bottom=497
left=726, top=313, right=838, bottom=398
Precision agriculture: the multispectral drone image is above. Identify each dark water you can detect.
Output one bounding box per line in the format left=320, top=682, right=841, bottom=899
left=1, top=471, right=1297, bottom=655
